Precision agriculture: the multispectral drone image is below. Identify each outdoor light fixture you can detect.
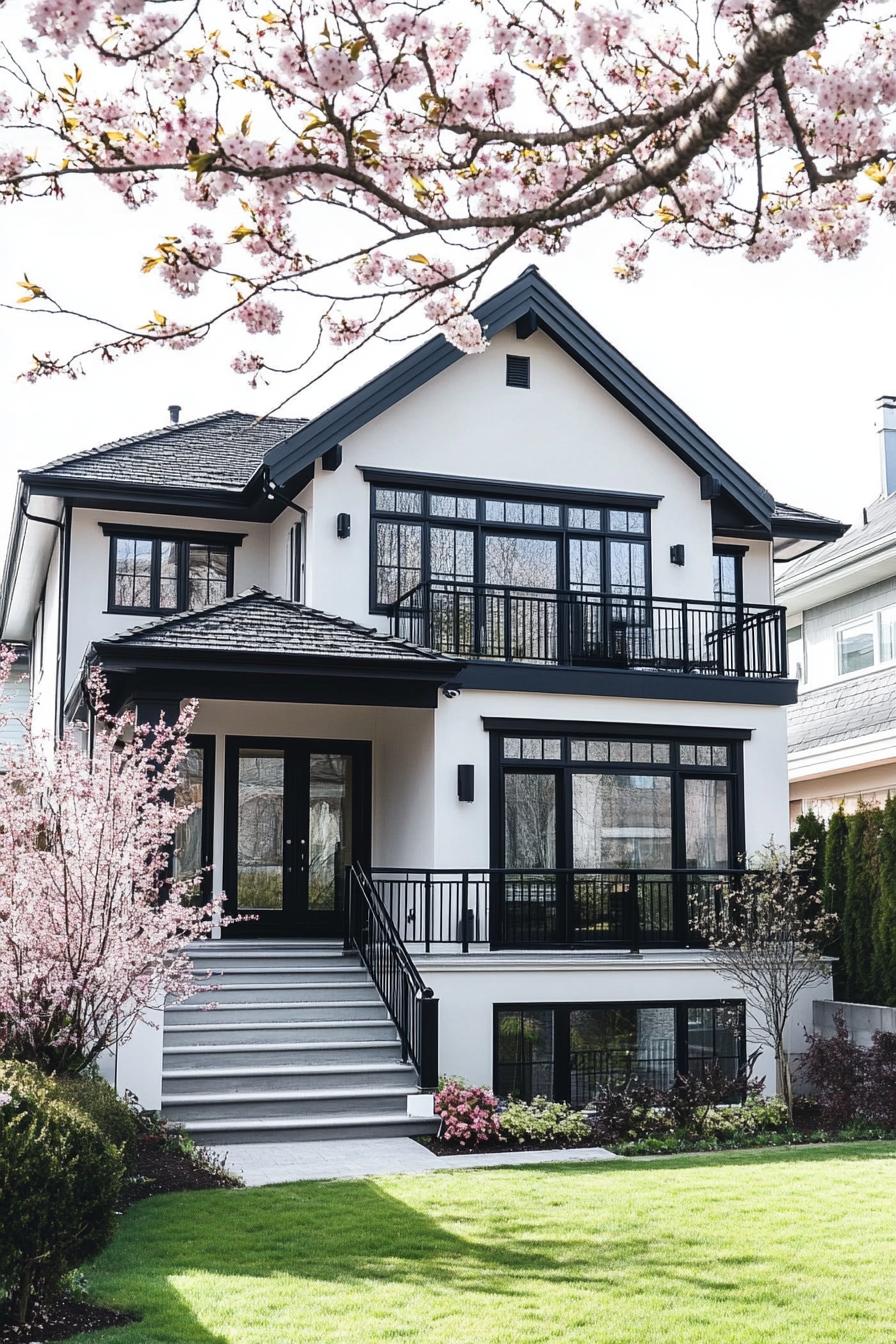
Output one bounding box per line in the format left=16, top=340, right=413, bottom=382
left=457, top=764, right=475, bottom=802
left=337, top=512, right=351, bottom=539
left=670, top=544, right=685, bottom=566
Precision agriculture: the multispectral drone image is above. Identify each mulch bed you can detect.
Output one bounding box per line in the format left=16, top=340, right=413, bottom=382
left=0, top=1301, right=136, bottom=1342
left=122, top=1132, right=241, bottom=1206
left=418, top=1134, right=603, bottom=1156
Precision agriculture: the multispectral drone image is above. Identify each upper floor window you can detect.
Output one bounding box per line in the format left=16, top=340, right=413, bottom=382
left=836, top=604, right=896, bottom=676
left=368, top=479, right=652, bottom=612
left=104, top=526, right=241, bottom=614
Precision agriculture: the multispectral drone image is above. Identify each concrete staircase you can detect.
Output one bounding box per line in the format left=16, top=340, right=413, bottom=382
left=161, top=940, right=439, bottom=1146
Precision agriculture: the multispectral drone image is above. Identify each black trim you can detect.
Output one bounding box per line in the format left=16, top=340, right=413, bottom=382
left=481, top=717, right=753, bottom=741
left=322, top=444, right=343, bottom=471
left=55, top=503, right=71, bottom=741
left=493, top=1000, right=748, bottom=1103
left=713, top=542, right=749, bottom=558
left=105, top=531, right=236, bottom=615
left=176, top=734, right=215, bottom=903
left=458, top=661, right=798, bottom=705
left=99, top=523, right=247, bottom=546
left=360, top=466, right=662, bottom=512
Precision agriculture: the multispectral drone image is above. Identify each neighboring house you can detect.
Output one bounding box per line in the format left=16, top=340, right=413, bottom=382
left=781, top=396, right=896, bottom=823
left=0, top=643, right=30, bottom=751
left=0, top=268, right=843, bottom=1143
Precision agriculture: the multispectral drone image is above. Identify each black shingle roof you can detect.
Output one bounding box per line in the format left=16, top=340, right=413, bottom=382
left=29, top=411, right=307, bottom=492
left=788, top=666, right=896, bottom=753
left=96, top=588, right=453, bottom=664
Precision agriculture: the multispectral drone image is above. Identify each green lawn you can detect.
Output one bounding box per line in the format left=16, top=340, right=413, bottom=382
left=74, top=1145, right=896, bottom=1344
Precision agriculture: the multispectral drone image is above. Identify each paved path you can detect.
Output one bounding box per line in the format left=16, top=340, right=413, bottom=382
left=211, top=1138, right=617, bottom=1186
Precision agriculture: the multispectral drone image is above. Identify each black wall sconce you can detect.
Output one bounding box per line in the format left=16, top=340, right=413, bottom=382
left=457, top=764, right=475, bottom=803
left=670, top=544, right=685, bottom=566
left=337, top=512, right=351, bottom=539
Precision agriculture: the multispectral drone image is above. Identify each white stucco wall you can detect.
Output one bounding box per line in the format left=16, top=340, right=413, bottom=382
left=30, top=534, right=60, bottom=740
left=423, top=952, right=830, bottom=1097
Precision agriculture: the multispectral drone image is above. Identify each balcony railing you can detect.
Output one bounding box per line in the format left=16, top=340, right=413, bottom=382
left=369, top=867, right=745, bottom=953
left=391, top=581, right=787, bottom=678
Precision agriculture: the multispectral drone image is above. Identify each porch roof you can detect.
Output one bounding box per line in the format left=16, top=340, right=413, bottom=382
left=87, top=588, right=464, bottom=709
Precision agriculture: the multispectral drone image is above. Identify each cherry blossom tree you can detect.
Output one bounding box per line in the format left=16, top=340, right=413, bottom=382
left=1, top=0, right=895, bottom=401
left=692, top=841, right=836, bottom=1117
left=0, top=650, right=223, bottom=1075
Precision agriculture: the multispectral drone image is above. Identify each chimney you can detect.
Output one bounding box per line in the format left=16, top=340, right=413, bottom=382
left=168, top=404, right=181, bottom=426
left=878, top=395, right=896, bottom=496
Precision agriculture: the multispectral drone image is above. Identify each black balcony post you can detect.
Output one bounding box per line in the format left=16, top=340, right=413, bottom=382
left=681, top=599, right=690, bottom=672
left=627, top=872, right=640, bottom=954
left=461, top=871, right=470, bottom=954
left=424, top=870, right=432, bottom=954
left=503, top=586, right=512, bottom=661
left=418, top=990, right=439, bottom=1090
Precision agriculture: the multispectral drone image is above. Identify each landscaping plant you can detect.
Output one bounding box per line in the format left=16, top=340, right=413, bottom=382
left=499, top=1097, right=591, bottom=1146
left=434, top=1079, right=502, bottom=1148
left=0, top=1061, right=124, bottom=1326
left=0, top=652, right=225, bottom=1075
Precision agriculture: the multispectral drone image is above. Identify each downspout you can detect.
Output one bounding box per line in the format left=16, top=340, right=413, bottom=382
left=55, top=503, right=72, bottom=741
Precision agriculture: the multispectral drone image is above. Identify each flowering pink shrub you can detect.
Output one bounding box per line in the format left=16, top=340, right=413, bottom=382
left=434, top=1079, right=502, bottom=1148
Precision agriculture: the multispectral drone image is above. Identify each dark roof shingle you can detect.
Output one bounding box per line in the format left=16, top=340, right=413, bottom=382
left=788, top=666, right=896, bottom=753
left=29, top=410, right=307, bottom=493
left=95, top=588, right=453, bottom=664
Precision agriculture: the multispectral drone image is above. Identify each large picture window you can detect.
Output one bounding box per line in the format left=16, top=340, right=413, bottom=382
left=105, top=527, right=240, bottom=614
left=368, top=479, right=653, bottom=613
left=495, top=1000, right=746, bottom=1103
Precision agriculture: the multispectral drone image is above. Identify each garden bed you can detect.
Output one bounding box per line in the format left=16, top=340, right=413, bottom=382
left=123, top=1129, right=241, bottom=1205
left=0, top=1299, right=136, bottom=1342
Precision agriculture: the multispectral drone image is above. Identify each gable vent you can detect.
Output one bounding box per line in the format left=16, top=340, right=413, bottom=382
left=506, top=354, right=530, bottom=389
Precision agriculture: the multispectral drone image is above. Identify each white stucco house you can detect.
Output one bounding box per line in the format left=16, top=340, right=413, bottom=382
left=0, top=268, right=844, bottom=1144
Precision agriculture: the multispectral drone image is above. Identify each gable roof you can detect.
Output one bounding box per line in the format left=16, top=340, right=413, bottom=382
left=25, top=410, right=307, bottom=494
left=263, top=266, right=778, bottom=531
left=91, top=588, right=454, bottom=664
left=788, top=665, right=896, bottom=755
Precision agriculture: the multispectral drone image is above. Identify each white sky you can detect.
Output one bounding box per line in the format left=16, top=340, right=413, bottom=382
left=1, top=175, right=893, bottom=546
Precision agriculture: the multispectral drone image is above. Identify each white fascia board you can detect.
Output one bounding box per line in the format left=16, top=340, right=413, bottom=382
left=788, top=727, right=896, bottom=781
left=2, top=492, right=63, bottom=641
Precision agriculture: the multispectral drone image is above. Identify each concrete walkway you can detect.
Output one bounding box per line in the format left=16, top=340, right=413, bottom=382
left=212, top=1137, right=617, bottom=1186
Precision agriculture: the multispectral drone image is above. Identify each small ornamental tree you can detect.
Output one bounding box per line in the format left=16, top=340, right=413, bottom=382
left=0, top=650, right=224, bottom=1075
left=692, top=841, right=836, bottom=1117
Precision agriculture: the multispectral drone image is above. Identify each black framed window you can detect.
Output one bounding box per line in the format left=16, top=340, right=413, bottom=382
left=494, top=1000, right=746, bottom=1103
left=369, top=483, right=652, bottom=613
left=106, top=529, right=238, bottom=614
left=713, top=545, right=745, bottom=608
left=492, top=727, right=743, bottom=876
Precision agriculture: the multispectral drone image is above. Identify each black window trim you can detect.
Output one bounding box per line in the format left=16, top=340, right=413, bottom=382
left=172, top=733, right=216, bottom=902
left=367, top=480, right=654, bottom=614
left=105, top=528, right=239, bottom=615
left=493, top=998, right=748, bottom=1103
left=713, top=543, right=745, bottom=609
left=487, top=723, right=746, bottom=874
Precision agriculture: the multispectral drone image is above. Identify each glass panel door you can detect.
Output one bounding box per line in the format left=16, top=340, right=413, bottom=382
left=502, top=771, right=558, bottom=944
left=305, top=752, right=354, bottom=929
left=235, top=747, right=285, bottom=916
left=484, top=533, right=559, bottom=660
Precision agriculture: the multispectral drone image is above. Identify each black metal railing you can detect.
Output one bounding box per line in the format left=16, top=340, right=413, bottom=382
left=345, top=863, right=439, bottom=1087
left=391, top=580, right=787, bottom=678
left=370, top=867, right=745, bottom=952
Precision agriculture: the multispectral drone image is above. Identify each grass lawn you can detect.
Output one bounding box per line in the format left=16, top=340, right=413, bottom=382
left=73, top=1144, right=896, bottom=1344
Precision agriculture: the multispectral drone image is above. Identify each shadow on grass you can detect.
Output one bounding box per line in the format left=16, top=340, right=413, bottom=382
left=75, top=1141, right=896, bottom=1344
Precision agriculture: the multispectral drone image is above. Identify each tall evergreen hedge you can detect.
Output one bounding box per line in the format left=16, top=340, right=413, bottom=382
left=843, top=803, right=882, bottom=1003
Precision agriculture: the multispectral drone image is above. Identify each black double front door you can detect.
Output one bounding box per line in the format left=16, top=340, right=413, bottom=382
left=223, top=738, right=371, bottom=939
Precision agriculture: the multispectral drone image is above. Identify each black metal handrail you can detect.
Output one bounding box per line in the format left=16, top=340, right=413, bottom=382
left=391, top=580, right=787, bottom=678
left=370, top=866, right=745, bottom=952
left=345, top=862, right=439, bottom=1088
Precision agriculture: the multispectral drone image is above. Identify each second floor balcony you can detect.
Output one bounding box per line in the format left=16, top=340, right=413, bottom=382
left=391, top=581, right=788, bottom=679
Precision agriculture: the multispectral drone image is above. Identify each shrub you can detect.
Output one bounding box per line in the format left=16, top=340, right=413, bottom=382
left=700, top=1095, right=790, bottom=1139
left=500, top=1097, right=591, bottom=1145
left=434, top=1079, right=501, bottom=1148
left=861, top=1030, right=896, bottom=1130
left=802, top=1015, right=866, bottom=1128
left=0, top=1061, right=124, bottom=1326
left=590, top=1077, right=666, bottom=1146
left=57, top=1073, right=139, bottom=1169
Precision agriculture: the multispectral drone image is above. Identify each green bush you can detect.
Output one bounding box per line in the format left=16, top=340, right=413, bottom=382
left=500, top=1096, right=591, bottom=1145
left=701, top=1096, right=790, bottom=1139
left=57, top=1073, right=139, bottom=1169
left=0, top=1061, right=124, bottom=1326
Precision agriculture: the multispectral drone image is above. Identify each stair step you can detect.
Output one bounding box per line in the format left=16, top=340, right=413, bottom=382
left=163, top=1039, right=402, bottom=1069
left=164, top=1018, right=396, bottom=1046
left=180, top=982, right=379, bottom=1005
left=167, top=1000, right=389, bottom=1025
left=179, top=1112, right=439, bottom=1144
left=162, top=1062, right=416, bottom=1095
left=162, top=1086, right=412, bottom=1122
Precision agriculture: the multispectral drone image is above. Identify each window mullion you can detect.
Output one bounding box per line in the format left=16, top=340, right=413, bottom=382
left=150, top=539, right=161, bottom=612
